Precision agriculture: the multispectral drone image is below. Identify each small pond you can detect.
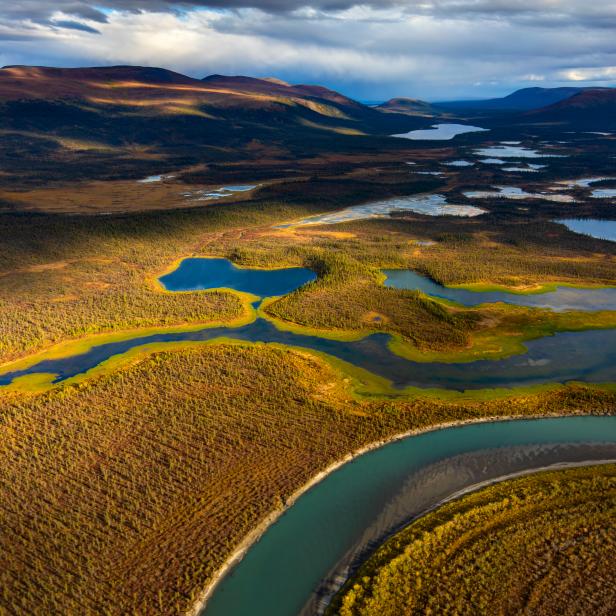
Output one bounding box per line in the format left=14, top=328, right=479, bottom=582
left=384, top=268, right=616, bottom=311
left=557, top=177, right=616, bottom=189
left=183, top=185, right=259, bottom=202
left=138, top=174, right=175, bottom=183
left=159, top=258, right=316, bottom=296
left=474, top=145, right=564, bottom=159
left=592, top=189, right=616, bottom=199
left=479, top=158, right=506, bottom=164
left=393, top=123, right=488, bottom=141
left=443, top=160, right=474, bottom=167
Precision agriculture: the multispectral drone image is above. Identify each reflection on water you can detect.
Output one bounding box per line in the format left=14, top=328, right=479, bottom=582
left=2, top=319, right=616, bottom=391
left=556, top=177, right=616, bottom=189
left=592, top=189, right=616, bottom=198
left=138, top=174, right=175, bottom=183
left=475, top=145, right=564, bottom=158
left=159, top=258, right=315, bottom=296
left=479, top=158, right=506, bottom=164
left=201, top=417, right=616, bottom=616
left=464, top=186, right=575, bottom=203
left=384, top=268, right=616, bottom=311
left=443, top=160, right=474, bottom=167
left=552, top=178, right=616, bottom=199
left=393, top=123, right=488, bottom=140
left=557, top=218, right=616, bottom=242
left=183, top=185, right=259, bottom=202
left=503, top=163, right=546, bottom=172
left=279, top=194, right=484, bottom=227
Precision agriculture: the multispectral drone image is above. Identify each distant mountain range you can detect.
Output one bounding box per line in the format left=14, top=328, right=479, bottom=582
left=0, top=65, right=614, bottom=187
left=434, top=86, right=603, bottom=112
left=376, top=85, right=616, bottom=125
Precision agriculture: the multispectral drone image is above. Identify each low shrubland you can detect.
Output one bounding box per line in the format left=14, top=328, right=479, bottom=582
left=331, top=464, right=616, bottom=616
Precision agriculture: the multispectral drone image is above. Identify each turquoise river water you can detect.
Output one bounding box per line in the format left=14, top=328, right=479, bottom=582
left=201, top=416, right=616, bottom=616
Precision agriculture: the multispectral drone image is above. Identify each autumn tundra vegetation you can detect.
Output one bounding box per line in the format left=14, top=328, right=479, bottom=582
left=330, top=465, right=616, bottom=616
left=1, top=343, right=615, bottom=614
left=1, top=65, right=616, bottom=615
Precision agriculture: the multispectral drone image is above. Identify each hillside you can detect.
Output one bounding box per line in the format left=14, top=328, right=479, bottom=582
left=377, top=97, right=440, bottom=117
left=436, top=86, right=591, bottom=112
left=0, top=65, right=389, bottom=125
left=523, top=88, right=616, bottom=129
left=0, top=65, right=422, bottom=187
left=202, top=74, right=364, bottom=109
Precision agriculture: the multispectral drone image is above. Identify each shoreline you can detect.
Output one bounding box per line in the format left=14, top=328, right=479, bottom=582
left=316, top=457, right=616, bottom=615
left=187, top=411, right=604, bottom=616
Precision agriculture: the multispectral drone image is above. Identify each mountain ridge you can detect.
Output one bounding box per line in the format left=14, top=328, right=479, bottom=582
left=434, top=86, right=604, bottom=111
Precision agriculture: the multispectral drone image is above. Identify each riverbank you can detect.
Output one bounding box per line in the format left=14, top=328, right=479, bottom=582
left=188, top=412, right=613, bottom=616
left=330, top=462, right=616, bottom=616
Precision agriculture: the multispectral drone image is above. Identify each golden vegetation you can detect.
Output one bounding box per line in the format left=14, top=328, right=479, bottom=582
left=3, top=176, right=616, bottom=370
left=1, top=342, right=614, bottom=615
left=331, top=464, right=616, bottom=616
left=264, top=251, right=479, bottom=352
left=0, top=209, right=254, bottom=364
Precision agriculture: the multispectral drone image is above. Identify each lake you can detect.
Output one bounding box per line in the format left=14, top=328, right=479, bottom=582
left=592, top=189, right=616, bottom=199
left=280, top=194, right=484, bottom=227
left=464, top=186, right=575, bottom=203
left=474, top=145, right=563, bottom=158
left=557, top=219, right=616, bottom=243
left=183, top=185, right=259, bottom=202
left=159, top=258, right=316, bottom=296
left=384, top=268, right=616, bottom=311
left=200, top=416, right=616, bottom=616
left=393, top=123, right=488, bottom=140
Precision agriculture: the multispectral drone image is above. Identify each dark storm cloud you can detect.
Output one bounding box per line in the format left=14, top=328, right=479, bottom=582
left=4, top=1, right=616, bottom=28
left=0, top=1, right=614, bottom=99
left=6, top=0, right=616, bottom=17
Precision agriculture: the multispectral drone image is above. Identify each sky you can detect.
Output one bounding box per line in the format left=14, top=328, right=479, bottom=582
left=0, top=1, right=615, bottom=101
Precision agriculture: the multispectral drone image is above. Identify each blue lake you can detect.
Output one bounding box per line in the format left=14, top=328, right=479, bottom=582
left=393, top=123, right=488, bottom=141
left=557, top=219, right=616, bottom=243
left=3, top=258, right=616, bottom=390
left=474, top=145, right=563, bottom=159
left=384, top=269, right=616, bottom=312
left=159, top=258, right=316, bottom=296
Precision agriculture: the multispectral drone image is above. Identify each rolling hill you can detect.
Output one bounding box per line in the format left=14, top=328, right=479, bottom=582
left=377, top=97, right=441, bottom=117
left=523, top=88, right=616, bottom=129
left=0, top=65, right=422, bottom=186
left=0, top=65, right=391, bottom=129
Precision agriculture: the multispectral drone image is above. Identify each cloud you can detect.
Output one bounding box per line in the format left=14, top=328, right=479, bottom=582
left=0, top=1, right=615, bottom=99
left=50, top=19, right=101, bottom=34
left=559, top=66, right=616, bottom=82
